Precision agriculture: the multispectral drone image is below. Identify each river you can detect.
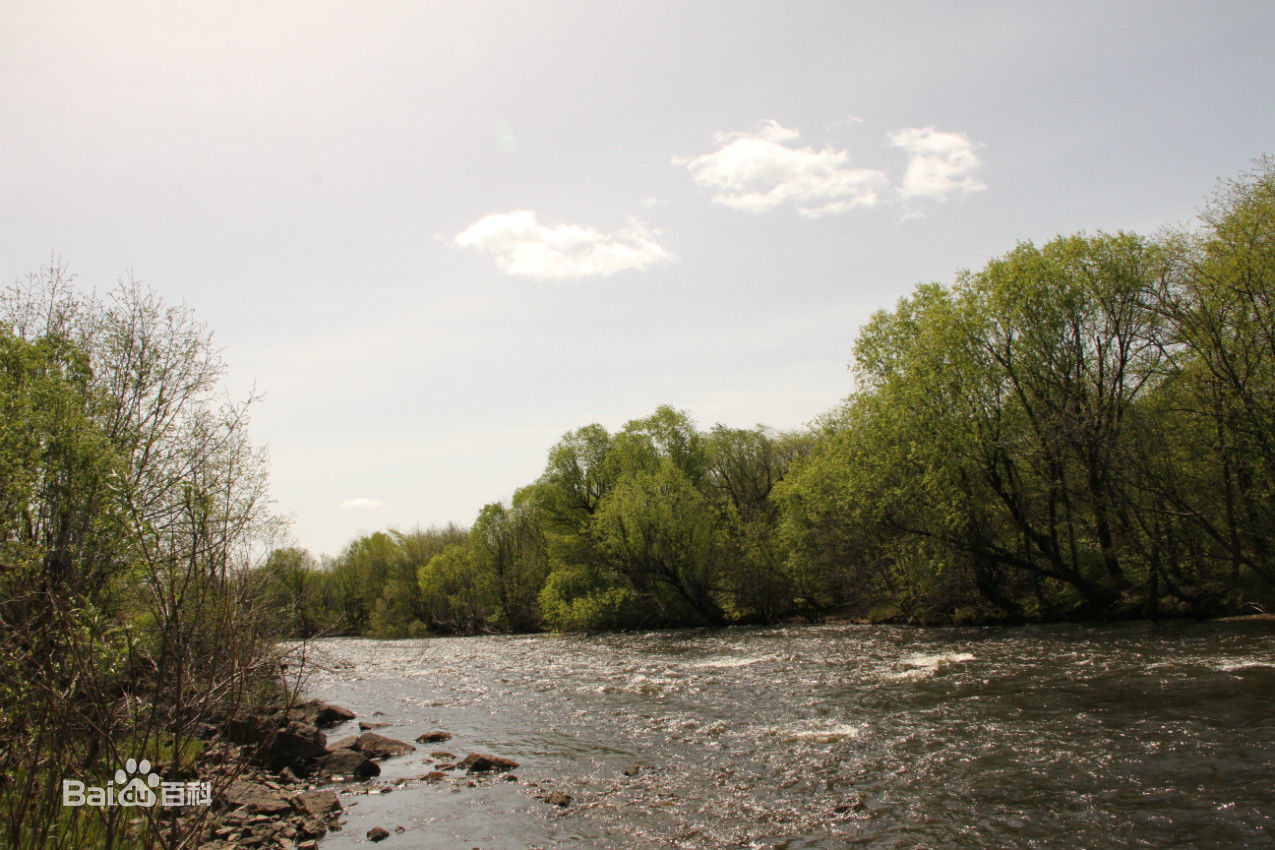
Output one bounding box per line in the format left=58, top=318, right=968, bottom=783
left=297, top=620, right=1275, bottom=848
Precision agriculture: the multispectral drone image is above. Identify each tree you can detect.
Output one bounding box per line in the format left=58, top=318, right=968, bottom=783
left=258, top=547, right=324, bottom=636
left=0, top=263, right=282, bottom=849
left=594, top=461, right=727, bottom=624
left=469, top=502, right=550, bottom=631
left=1148, top=158, right=1275, bottom=590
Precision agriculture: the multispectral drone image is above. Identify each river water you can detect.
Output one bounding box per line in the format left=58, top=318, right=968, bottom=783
left=299, top=621, right=1275, bottom=849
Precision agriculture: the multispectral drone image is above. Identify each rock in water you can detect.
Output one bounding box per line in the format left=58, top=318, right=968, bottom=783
left=367, top=825, right=390, bottom=842
left=456, top=752, right=520, bottom=773
left=319, top=748, right=380, bottom=779
left=288, top=699, right=357, bottom=728
left=415, top=730, right=452, bottom=743
left=351, top=732, right=416, bottom=760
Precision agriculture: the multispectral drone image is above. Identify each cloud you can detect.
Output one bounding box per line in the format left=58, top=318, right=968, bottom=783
left=889, top=127, right=987, bottom=201
left=673, top=120, right=889, bottom=219
left=455, top=211, right=673, bottom=280
left=340, top=497, right=384, bottom=510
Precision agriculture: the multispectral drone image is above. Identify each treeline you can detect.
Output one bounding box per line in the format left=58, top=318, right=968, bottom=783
left=261, top=159, right=1275, bottom=634
left=260, top=411, right=814, bottom=636
left=0, top=270, right=282, bottom=847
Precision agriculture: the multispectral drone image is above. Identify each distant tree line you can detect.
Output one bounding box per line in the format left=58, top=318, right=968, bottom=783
left=260, top=158, right=1275, bottom=634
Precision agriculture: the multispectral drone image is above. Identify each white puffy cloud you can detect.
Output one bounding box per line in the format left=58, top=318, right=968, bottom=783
left=889, top=127, right=987, bottom=201
left=454, top=211, right=673, bottom=281
left=340, top=497, right=384, bottom=510
left=673, top=120, right=890, bottom=219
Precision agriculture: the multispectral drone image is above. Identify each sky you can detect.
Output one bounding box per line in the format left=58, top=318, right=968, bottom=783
left=2, top=1, right=1273, bottom=558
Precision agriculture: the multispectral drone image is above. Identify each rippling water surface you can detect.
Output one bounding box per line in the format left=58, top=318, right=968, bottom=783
left=300, top=621, right=1275, bottom=848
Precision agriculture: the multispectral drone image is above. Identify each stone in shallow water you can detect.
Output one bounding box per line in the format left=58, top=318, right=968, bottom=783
left=456, top=752, right=520, bottom=773
left=287, top=699, right=356, bottom=728
left=348, top=731, right=417, bottom=760
left=318, top=748, right=380, bottom=779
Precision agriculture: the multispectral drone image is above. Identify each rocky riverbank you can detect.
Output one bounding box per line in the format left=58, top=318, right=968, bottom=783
left=194, top=698, right=533, bottom=848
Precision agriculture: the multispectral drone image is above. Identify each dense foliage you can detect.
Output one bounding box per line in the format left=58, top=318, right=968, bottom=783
left=258, top=160, right=1275, bottom=634
left=781, top=159, right=1275, bottom=623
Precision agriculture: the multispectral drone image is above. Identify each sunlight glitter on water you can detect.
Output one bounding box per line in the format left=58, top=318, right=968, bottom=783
left=300, top=621, right=1275, bottom=849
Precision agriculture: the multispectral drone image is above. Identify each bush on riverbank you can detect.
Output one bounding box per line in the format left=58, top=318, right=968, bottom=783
left=0, top=270, right=285, bottom=848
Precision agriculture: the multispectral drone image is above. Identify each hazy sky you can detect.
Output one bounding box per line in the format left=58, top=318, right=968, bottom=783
left=3, top=1, right=1273, bottom=557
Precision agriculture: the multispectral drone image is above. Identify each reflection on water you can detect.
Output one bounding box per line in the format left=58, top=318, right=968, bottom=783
left=300, top=621, right=1275, bottom=849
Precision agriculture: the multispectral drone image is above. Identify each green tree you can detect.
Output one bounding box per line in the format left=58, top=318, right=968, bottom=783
left=593, top=461, right=727, bottom=624
left=1147, top=158, right=1275, bottom=592
left=258, top=547, right=325, bottom=637
left=417, top=543, right=497, bottom=633
left=0, top=264, right=281, bottom=849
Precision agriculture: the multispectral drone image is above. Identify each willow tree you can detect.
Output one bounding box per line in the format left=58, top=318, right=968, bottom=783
left=781, top=232, right=1176, bottom=620
left=1138, top=158, right=1275, bottom=603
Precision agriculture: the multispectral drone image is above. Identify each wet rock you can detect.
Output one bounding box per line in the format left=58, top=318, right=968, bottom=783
left=456, top=753, right=520, bottom=773
left=359, top=721, right=389, bottom=730
left=293, top=789, right=342, bottom=818
left=367, top=825, right=391, bottom=842
left=415, top=730, right=452, bottom=743
left=352, top=732, right=416, bottom=760
left=430, top=751, right=455, bottom=760
left=318, top=748, right=380, bottom=779
left=287, top=699, right=357, bottom=728
left=544, top=790, right=572, bottom=807
left=423, top=771, right=447, bottom=782
left=623, top=765, right=641, bottom=777
left=327, top=731, right=416, bottom=760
